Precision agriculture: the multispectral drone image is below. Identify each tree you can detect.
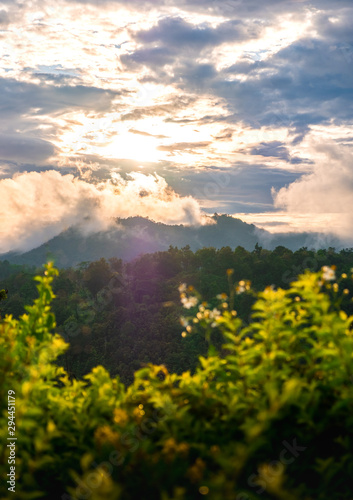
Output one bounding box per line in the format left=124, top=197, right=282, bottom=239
left=82, top=258, right=111, bottom=297
left=1, top=264, right=353, bottom=499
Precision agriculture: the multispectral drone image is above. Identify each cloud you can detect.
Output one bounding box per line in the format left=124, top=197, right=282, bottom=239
left=0, top=77, right=120, bottom=119
left=157, top=141, right=211, bottom=153
left=222, top=32, right=353, bottom=129
left=166, top=165, right=300, bottom=213
left=60, top=0, right=352, bottom=19
left=120, top=95, right=196, bottom=121
left=273, top=142, right=353, bottom=241
left=129, top=128, right=168, bottom=139
left=250, top=141, right=291, bottom=161
left=122, top=46, right=174, bottom=69
left=1, top=0, right=353, bottom=243
left=0, top=9, right=9, bottom=26
left=0, top=134, right=57, bottom=163
left=119, top=5, right=353, bottom=139
left=0, top=170, right=203, bottom=253
left=247, top=141, right=307, bottom=164
left=134, top=16, right=259, bottom=49
left=212, top=128, right=234, bottom=141
left=120, top=16, right=262, bottom=83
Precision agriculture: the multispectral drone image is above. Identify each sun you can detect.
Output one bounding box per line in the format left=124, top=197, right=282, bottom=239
left=55, top=112, right=167, bottom=163
left=104, top=131, right=164, bottom=163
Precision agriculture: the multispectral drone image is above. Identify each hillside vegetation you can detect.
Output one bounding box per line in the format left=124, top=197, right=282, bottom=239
left=1, top=245, right=353, bottom=384
left=1, top=215, right=340, bottom=268
left=1, top=263, right=353, bottom=499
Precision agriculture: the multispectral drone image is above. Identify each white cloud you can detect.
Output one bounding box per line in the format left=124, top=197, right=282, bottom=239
left=1, top=0, right=353, bottom=244
left=0, top=170, right=203, bottom=253
left=272, top=141, right=353, bottom=241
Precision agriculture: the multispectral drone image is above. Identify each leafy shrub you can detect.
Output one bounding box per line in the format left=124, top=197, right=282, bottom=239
left=1, top=264, right=353, bottom=499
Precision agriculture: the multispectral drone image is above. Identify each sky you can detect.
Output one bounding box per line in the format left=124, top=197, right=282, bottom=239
left=0, top=0, right=352, bottom=253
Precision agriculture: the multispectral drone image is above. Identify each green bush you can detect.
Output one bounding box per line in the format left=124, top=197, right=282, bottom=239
left=1, top=263, right=353, bottom=499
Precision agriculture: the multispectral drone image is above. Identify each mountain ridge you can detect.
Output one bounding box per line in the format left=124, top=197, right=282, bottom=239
left=1, top=215, right=341, bottom=268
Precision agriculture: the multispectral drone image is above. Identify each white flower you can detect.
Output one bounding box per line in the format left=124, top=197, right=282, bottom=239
left=180, top=317, right=188, bottom=327
left=210, top=308, right=221, bottom=319
left=178, top=283, right=187, bottom=293
left=322, top=266, right=336, bottom=281
left=181, top=296, right=198, bottom=309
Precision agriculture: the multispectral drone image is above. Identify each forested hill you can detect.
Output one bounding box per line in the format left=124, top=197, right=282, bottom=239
left=1, top=245, right=352, bottom=385
left=1, top=214, right=340, bottom=268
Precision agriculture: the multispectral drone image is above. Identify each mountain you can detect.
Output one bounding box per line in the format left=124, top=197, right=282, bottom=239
left=1, top=215, right=340, bottom=268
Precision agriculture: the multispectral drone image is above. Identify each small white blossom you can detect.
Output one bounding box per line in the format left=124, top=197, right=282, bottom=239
left=322, top=266, right=336, bottom=281
left=178, top=283, right=187, bottom=293
left=210, top=308, right=221, bottom=319
left=216, top=293, right=227, bottom=300
left=180, top=317, right=188, bottom=327
left=181, top=296, right=198, bottom=309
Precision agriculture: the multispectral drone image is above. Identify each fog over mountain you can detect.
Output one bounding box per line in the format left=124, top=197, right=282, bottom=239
left=1, top=215, right=342, bottom=268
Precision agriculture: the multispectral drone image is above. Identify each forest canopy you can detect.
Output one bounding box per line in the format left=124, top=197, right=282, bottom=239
left=1, top=245, right=353, bottom=384
left=1, top=261, right=353, bottom=499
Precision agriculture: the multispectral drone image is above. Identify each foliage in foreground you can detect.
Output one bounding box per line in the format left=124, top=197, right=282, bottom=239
left=1, top=246, right=353, bottom=385
left=1, top=264, right=353, bottom=499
